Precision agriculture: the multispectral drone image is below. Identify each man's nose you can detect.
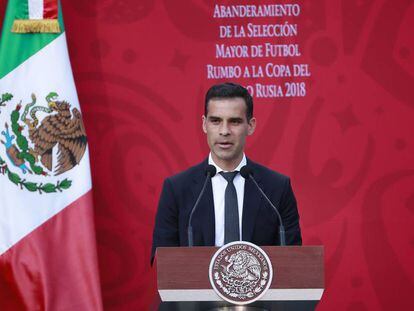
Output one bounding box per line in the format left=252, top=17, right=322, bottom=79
left=219, top=122, right=230, bottom=136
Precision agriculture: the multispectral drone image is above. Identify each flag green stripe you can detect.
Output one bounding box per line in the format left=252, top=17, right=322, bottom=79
left=16, top=0, right=29, bottom=20
left=0, top=0, right=65, bottom=79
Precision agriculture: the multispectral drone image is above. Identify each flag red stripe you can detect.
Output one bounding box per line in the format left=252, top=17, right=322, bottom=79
left=43, top=0, right=58, bottom=19
left=0, top=191, right=103, bottom=310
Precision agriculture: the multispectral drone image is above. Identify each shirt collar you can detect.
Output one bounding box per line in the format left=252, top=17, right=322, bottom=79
left=208, top=153, right=247, bottom=173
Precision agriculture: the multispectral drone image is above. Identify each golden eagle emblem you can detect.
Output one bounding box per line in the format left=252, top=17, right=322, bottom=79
left=26, top=95, right=87, bottom=175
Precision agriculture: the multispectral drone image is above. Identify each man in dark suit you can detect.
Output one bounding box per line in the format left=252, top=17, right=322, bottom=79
left=151, top=82, right=301, bottom=261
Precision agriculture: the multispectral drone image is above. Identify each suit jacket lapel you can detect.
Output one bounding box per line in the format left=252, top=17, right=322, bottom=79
left=190, top=160, right=215, bottom=246
left=242, top=159, right=263, bottom=242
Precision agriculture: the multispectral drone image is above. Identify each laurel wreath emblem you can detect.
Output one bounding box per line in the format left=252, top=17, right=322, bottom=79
left=214, top=270, right=269, bottom=300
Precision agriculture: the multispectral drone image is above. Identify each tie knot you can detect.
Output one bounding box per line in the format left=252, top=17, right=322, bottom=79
left=220, top=171, right=238, bottom=183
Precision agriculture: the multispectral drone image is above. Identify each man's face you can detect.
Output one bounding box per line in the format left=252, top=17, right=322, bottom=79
left=202, top=97, right=256, bottom=170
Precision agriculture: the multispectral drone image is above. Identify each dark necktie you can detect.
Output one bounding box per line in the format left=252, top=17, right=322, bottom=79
left=220, top=171, right=240, bottom=244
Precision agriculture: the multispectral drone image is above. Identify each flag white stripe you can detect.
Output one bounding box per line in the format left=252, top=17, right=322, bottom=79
left=28, top=0, right=44, bottom=19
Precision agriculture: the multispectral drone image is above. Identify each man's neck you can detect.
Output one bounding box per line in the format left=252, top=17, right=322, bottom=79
left=209, top=153, right=245, bottom=172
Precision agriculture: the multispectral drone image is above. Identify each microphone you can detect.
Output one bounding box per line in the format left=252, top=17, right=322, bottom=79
left=187, top=165, right=217, bottom=247
left=240, top=166, right=286, bottom=246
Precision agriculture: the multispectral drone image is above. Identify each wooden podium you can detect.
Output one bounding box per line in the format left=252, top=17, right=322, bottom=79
left=155, top=246, right=324, bottom=310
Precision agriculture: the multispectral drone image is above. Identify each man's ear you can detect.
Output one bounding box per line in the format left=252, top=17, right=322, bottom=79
left=247, top=117, right=256, bottom=135
left=202, top=115, right=207, bottom=134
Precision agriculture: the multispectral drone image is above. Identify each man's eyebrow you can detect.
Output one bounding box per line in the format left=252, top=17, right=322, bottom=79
left=208, top=116, right=222, bottom=120
left=228, top=117, right=243, bottom=122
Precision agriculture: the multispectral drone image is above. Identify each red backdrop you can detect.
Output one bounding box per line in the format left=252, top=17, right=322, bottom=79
left=2, top=0, right=413, bottom=310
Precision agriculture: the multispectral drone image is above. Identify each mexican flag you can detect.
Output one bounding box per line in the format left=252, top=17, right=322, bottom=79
left=0, top=0, right=102, bottom=309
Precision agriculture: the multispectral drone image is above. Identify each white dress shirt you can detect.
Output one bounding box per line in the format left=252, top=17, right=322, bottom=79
left=209, top=153, right=246, bottom=246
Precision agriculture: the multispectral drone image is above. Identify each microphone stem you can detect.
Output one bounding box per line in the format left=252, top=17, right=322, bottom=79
left=249, top=175, right=286, bottom=246
left=188, top=173, right=212, bottom=247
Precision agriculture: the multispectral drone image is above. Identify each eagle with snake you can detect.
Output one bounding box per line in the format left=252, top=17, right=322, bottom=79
left=24, top=93, right=87, bottom=175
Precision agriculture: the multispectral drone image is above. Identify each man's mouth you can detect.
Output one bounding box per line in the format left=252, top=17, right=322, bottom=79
left=216, top=142, right=233, bottom=149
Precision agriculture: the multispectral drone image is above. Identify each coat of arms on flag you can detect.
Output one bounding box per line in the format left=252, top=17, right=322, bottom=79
left=0, top=91, right=87, bottom=193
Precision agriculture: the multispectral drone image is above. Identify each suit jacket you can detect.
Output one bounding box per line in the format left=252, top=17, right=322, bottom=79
left=151, top=158, right=302, bottom=261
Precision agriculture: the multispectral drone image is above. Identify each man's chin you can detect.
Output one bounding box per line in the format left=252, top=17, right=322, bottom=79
left=213, top=150, right=233, bottom=159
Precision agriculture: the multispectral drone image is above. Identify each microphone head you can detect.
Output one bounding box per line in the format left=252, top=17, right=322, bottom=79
left=240, top=166, right=253, bottom=179
left=205, top=164, right=217, bottom=177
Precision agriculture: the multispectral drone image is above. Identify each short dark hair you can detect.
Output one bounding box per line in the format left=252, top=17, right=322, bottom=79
left=204, top=82, right=253, bottom=120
